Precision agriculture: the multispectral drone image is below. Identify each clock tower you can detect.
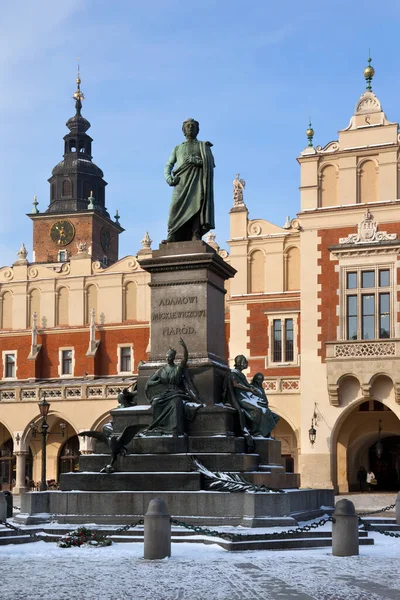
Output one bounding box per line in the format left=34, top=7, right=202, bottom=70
left=29, top=71, right=123, bottom=264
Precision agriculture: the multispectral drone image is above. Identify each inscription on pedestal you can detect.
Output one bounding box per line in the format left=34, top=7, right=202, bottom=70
left=151, top=286, right=207, bottom=355
left=152, top=296, right=207, bottom=337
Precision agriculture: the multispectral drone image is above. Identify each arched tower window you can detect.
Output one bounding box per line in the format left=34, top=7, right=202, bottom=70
left=1, top=292, right=12, bottom=329
left=62, top=179, right=72, bottom=197
left=29, top=289, right=40, bottom=327
left=320, top=165, right=338, bottom=207
left=85, top=285, right=97, bottom=324
left=57, top=287, right=69, bottom=326
left=249, top=250, right=265, bottom=293
left=359, top=160, right=378, bottom=203
left=285, top=247, right=300, bottom=291
left=51, top=183, right=56, bottom=201
left=69, top=140, right=77, bottom=153
left=124, top=282, right=137, bottom=321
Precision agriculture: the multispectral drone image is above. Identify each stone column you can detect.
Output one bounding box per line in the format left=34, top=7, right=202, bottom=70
left=13, top=451, right=29, bottom=495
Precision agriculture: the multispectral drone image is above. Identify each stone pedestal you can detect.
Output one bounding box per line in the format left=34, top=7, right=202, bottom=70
left=137, top=241, right=236, bottom=406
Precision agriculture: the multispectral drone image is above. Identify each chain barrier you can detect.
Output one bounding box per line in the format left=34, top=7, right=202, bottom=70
left=357, top=503, right=396, bottom=516
left=0, top=518, right=43, bottom=540
left=13, top=506, right=21, bottom=511
left=170, top=517, right=333, bottom=542
left=358, top=516, right=400, bottom=538
left=104, top=519, right=144, bottom=539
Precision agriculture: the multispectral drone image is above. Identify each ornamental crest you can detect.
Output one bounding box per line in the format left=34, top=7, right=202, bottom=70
left=339, top=209, right=397, bottom=245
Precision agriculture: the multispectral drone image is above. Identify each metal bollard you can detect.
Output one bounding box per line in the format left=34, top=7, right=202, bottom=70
left=396, top=491, right=400, bottom=526
left=143, top=498, right=171, bottom=560
left=0, top=493, right=7, bottom=522
left=332, top=499, right=359, bottom=556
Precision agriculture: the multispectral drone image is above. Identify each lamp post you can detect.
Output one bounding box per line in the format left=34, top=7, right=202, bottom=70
left=38, top=394, right=50, bottom=491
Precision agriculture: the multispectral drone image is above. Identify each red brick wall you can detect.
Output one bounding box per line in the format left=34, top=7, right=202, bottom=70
left=317, top=222, right=400, bottom=361
left=0, top=325, right=149, bottom=380
left=238, top=295, right=301, bottom=378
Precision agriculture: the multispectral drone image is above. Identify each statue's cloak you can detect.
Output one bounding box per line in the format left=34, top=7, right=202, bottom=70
left=167, top=141, right=215, bottom=238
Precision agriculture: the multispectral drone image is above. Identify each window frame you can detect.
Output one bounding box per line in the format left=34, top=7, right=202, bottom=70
left=341, top=263, right=395, bottom=341
left=117, top=344, right=134, bottom=375
left=264, top=311, right=299, bottom=367
left=58, top=347, right=74, bottom=378
left=2, top=351, right=17, bottom=380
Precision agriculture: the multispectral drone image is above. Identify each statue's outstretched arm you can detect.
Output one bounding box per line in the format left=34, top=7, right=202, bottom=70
left=179, top=337, right=188, bottom=368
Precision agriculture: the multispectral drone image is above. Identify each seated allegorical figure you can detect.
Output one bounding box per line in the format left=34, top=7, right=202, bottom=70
left=223, top=355, right=280, bottom=449
left=143, top=338, right=203, bottom=436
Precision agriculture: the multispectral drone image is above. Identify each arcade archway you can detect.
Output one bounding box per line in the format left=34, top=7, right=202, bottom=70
left=335, top=398, right=400, bottom=492
left=273, top=416, right=298, bottom=473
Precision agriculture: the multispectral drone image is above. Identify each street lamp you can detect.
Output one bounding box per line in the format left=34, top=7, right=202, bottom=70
left=309, top=420, right=317, bottom=446
left=38, top=394, right=50, bottom=491
left=29, top=396, right=67, bottom=491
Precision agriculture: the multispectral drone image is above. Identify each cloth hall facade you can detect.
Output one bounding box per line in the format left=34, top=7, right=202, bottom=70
left=0, top=64, right=399, bottom=495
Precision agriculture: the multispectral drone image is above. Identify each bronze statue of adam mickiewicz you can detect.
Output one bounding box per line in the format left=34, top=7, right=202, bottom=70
left=164, top=119, right=215, bottom=242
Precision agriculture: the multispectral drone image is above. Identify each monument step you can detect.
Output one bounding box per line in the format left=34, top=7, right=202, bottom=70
left=188, top=436, right=245, bottom=453
left=20, top=488, right=335, bottom=527
left=243, top=472, right=300, bottom=489
left=79, top=452, right=259, bottom=473
left=60, top=472, right=201, bottom=492
left=0, top=534, right=40, bottom=546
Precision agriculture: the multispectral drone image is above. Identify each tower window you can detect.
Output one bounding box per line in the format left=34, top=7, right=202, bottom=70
left=69, top=140, right=77, bottom=152
left=51, top=183, right=56, bottom=201
left=62, top=179, right=72, bottom=197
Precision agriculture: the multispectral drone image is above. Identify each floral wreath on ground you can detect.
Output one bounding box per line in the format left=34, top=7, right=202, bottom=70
left=58, top=526, right=112, bottom=548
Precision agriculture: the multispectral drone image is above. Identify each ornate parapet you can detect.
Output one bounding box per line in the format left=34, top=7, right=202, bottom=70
left=325, top=339, right=400, bottom=406
left=263, top=378, right=300, bottom=394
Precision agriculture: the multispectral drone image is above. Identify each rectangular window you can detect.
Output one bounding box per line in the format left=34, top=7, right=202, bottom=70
left=285, top=319, right=294, bottom=362
left=361, top=294, right=375, bottom=339
left=120, top=347, right=131, bottom=372
left=379, top=293, right=390, bottom=338
left=379, top=269, right=390, bottom=287
left=347, top=272, right=357, bottom=289
left=5, top=354, right=15, bottom=378
left=361, top=271, right=375, bottom=288
left=347, top=295, right=358, bottom=340
left=61, top=350, right=72, bottom=375
left=344, top=266, right=393, bottom=340
left=273, top=320, right=282, bottom=362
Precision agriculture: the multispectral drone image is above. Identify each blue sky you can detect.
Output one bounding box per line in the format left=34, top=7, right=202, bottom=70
left=1, top=1, right=400, bottom=265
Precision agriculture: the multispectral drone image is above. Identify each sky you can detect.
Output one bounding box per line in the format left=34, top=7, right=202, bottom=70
left=1, top=0, right=400, bottom=266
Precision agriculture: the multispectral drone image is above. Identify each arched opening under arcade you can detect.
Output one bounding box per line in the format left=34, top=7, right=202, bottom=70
left=333, top=377, right=400, bottom=493
left=272, top=415, right=298, bottom=473
left=58, top=435, right=80, bottom=478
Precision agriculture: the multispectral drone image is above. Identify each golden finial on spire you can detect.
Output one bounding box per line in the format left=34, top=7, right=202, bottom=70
left=73, top=58, right=84, bottom=105
left=364, top=50, right=375, bottom=91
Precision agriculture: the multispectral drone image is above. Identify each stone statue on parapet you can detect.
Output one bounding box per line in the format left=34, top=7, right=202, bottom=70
left=233, top=173, right=246, bottom=206
left=163, top=118, right=215, bottom=242
left=79, top=421, right=143, bottom=473
left=223, top=355, right=280, bottom=451
left=141, top=338, right=203, bottom=436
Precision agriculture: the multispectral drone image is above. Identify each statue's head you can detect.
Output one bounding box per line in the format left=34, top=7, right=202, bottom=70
left=166, top=347, right=177, bottom=362
left=252, top=372, right=264, bottom=386
left=234, top=354, right=248, bottom=370
left=182, top=118, right=199, bottom=140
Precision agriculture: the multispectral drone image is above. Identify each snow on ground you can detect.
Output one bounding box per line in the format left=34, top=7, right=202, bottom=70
left=1, top=527, right=400, bottom=599
left=2, top=493, right=399, bottom=599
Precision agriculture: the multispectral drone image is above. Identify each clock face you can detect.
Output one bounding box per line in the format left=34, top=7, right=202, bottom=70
left=50, top=220, right=75, bottom=246
left=100, top=227, right=111, bottom=252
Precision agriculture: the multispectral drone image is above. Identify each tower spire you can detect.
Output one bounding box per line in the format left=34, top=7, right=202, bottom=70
left=72, top=58, right=85, bottom=115
left=306, top=119, right=314, bottom=147
left=364, top=51, right=375, bottom=91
